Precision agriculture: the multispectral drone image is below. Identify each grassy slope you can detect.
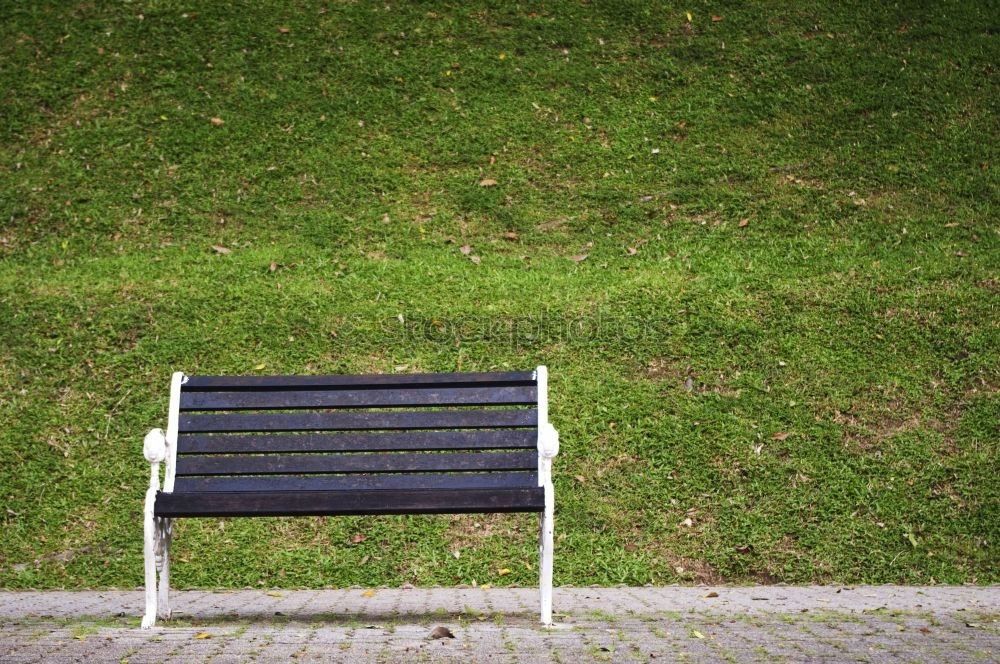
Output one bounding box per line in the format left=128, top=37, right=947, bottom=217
left=0, top=0, right=996, bottom=589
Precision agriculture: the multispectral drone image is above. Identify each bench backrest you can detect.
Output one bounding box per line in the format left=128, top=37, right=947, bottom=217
left=169, top=371, right=540, bottom=494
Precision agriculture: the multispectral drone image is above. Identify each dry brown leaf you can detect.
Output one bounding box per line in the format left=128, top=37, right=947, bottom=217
left=210, top=117, right=224, bottom=126
left=277, top=26, right=290, bottom=33
left=268, top=260, right=278, bottom=272
left=429, top=626, right=455, bottom=639
left=211, top=244, right=231, bottom=254
left=536, top=218, right=567, bottom=231
left=497, top=568, right=511, bottom=576
left=712, top=15, right=723, bottom=22
left=679, top=517, right=694, bottom=528
left=771, top=432, right=790, bottom=440
left=459, top=244, right=472, bottom=255
left=503, top=231, right=520, bottom=241
left=469, top=255, right=482, bottom=265
left=704, top=591, right=719, bottom=598
left=738, top=218, right=750, bottom=228
left=195, top=632, right=212, bottom=639
left=574, top=475, right=586, bottom=484
left=954, top=250, right=968, bottom=257
left=570, top=254, right=588, bottom=262
left=479, top=178, right=498, bottom=187
left=350, top=533, right=367, bottom=544
left=626, top=247, right=638, bottom=255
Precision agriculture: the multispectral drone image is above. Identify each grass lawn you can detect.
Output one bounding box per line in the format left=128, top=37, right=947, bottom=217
left=0, top=0, right=997, bottom=590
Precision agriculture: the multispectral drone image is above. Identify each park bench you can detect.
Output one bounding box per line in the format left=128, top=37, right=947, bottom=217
left=140, top=367, right=559, bottom=628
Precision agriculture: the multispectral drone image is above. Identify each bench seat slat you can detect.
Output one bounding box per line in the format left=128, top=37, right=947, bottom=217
left=182, top=371, right=536, bottom=392
left=176, top=451, right=537, bottom=476
left=179, top=409, right=538, bottom=433
left=173, top=472, right=539, bottom=493
left=177, top=430, right=537, bottom=455
left=179, top=386, right=537, bottom=411
left=154, top=488, right=546, bottom=517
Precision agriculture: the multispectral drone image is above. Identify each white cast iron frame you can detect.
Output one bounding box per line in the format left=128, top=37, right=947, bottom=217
left=535, top=365, right=560, bottom=626
left=141, top=371, right=185, bottom=629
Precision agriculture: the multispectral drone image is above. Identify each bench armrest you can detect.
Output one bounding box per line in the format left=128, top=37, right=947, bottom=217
left=143, top=428, right=166, bottom=465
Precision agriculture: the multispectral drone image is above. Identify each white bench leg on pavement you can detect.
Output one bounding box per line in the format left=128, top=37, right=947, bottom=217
left=539, top=483, right=555, bottom=626
left=535, top=366, right=559, bottom=626
left=157, top=518, right=172, bottom=620
left=141, top=428, right=166, bottom=629
left=141, top=483, right=158, bottom=628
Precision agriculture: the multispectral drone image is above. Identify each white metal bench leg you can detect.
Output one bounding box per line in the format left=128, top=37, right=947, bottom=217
left=539, top=483, right=555, bottom=626
left=141, top=428, right=167, bottom=629
left=535, top=366, right=559, bottom=626
left=141, top=482, right=158, bottom=628
left=157, top=518, right=172, bottom=620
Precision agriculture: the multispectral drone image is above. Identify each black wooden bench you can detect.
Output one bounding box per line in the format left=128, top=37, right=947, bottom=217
left=141, top=367, right=560, bottom=628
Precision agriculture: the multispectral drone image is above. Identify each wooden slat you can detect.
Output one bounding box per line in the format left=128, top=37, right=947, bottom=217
left=179, top=409, right=538, bottom=433
left=177, top=430, right=537, bottom=455
left=182, top=371, right=536, bottom=392
left=176, top=451, right=537, bottom=476
left=180, top=386, right=537, bottom=411
left=173, top=472, right=539, bottom=493
left=155, top=488, right=545, bottom=517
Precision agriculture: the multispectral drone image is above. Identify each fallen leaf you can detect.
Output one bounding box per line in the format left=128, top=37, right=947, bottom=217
left=211, top=244, right=231, bottom=254
left=574, top=475, right=586, bottom=484
left=469, top=255, right=481, bottom=265
left=253, top=363, right=266, bottom=370
left=429, top=626, right=455, bottom=639
left=480, top=583, right=492, bottom=589
left=626, top=247, right=638, bottom=255
left=735, top=544, right=753, bottom=554
left=498, top=568, right=512, bottom=576
left=350, top=533, right=367, bottom=544
left=704, top=591, right=719, bottom=598
left=691, top=629, right=705, bottom=639
left=954, top=251, right=968, bottom=257
left=268, top=260, right=278, bottom=272
left=685, top=11, right=693, bottom=22
left=503, top=231, right=520, bottom=241
left=195, top=632, right=212, bottom=639
left=266, top=591, right=283, bottom=597
left=771, top=432, right=790, bottom=440
left=209, top=117, right=224, bottom=126
left=569, top=254, right=588, bottom=262
left=277, top=26, right=290, bottom=33
left=919, top=627, right=931, bottom=633
left=478, top=178, right=498, bottom=187
left=712, top=15, right=723, bottom=22
left=536, top=218, right=567, bottom=231
left=361, top=590, right=376, bottom=598
left=459, top=244, right=472, bottom=255
left=738, top=218, right=750, bottom=228
left=679, top=517, right=694, bottom=528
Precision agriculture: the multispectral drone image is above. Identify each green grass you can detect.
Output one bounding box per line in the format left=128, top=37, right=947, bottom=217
left=0, top=0, right=997, bottom=589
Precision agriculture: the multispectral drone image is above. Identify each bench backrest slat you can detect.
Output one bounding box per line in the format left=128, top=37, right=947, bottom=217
left=179, top=409, right=537, bottom=433
left=176, top=451, right=537, bottom=476
left=173, top=471, right=539, bottom=493
left=182, top=371, right=536, bottom=391
left=180, top=386, right=537, bottom=411
left=177, top=430, right=536, bottom=455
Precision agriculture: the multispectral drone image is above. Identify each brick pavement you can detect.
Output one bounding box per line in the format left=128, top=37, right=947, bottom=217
left=0, top=586, right=996, bottom=662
